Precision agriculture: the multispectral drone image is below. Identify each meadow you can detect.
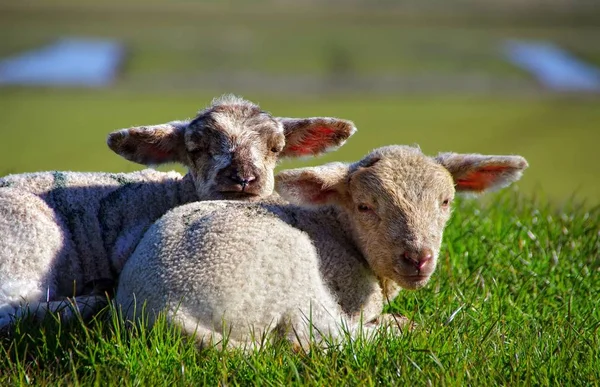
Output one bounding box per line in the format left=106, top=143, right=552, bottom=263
left=1, top=193, right=598, bottom=385
left=0, top=1, right=599, bottom=385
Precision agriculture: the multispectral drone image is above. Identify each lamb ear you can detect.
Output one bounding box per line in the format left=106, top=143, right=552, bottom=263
left=436, top=152, right=529, bottom=193
left=277, top=117, right=356, bottom=158
left=107, top=120, right=189, bottom=166
left=275, top=162, right=349, bottom=205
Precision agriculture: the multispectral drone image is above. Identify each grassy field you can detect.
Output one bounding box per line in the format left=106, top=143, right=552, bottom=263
left=1, top=2, right=599, bottom=385
left=1, top=193, right=598, bottom=385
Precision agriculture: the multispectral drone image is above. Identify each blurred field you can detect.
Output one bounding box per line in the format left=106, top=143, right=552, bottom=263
left=1, top=1, right=599, bottom=204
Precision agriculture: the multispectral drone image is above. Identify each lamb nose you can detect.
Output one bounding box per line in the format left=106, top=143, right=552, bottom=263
left=403, top=248, right=433, bottom=270
left=229, top=174, right=256, bottom=187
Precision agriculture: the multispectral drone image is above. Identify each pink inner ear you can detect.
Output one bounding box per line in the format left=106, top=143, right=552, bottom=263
left=456, top=165, right=508, bottom=192
left=286, top=126, right=336, bottom=156
left=309, top=189, right=336, bottom=204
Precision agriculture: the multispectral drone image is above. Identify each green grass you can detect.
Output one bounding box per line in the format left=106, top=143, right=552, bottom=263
left=2, top=192, right=598, bottom=385
left=0, top=4, right=598, bottom=383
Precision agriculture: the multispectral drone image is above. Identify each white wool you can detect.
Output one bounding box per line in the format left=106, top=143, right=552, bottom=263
left=115, top=146, right=528, bottom=350
left=0, top=95, right=358, bottom=329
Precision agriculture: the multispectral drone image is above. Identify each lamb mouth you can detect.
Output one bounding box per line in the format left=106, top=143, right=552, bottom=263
left=395, top=274, right=431, bottom=290
left=398, top=274, right=430, bottom=282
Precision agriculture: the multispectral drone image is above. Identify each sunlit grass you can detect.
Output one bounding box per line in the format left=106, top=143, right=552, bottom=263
left=1, top=2, right=598, bottom=384
left=2, top=192, right=598, bottom=385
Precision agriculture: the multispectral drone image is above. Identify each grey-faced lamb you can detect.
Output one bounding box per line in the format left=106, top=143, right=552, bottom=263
left=115, top=145, right=528, bottom=350
left=0, top=95, right=356, bottom=328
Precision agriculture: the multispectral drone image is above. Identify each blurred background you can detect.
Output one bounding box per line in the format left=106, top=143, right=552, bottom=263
left=1, top=0, right=599, bottom=204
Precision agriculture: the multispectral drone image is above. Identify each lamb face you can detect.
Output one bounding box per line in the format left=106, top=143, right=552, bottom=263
left=342, top=147, right=456, bottom=290
left=182, top=100, right=283, bottom=200
left=107, top=94, right=356, bottom=201
left=277, top=145, right=529, bottom=292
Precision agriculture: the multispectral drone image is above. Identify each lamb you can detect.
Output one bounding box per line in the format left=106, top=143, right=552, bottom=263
left=0, top=95, right=356, bottom=328
left=115, top=145, right=528, bottom=350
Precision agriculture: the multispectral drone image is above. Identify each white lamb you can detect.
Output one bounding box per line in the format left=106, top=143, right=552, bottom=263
left=116, top=145, right=528, bottom=350
left=0, top=95, right=356, bottom=328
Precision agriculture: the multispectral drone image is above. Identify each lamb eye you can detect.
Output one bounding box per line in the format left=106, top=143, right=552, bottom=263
left=270, top=146, right=281, bottom=153
left=357, top=204, right=372, bottom=212
left=441, top=199, right=450, bottom=207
